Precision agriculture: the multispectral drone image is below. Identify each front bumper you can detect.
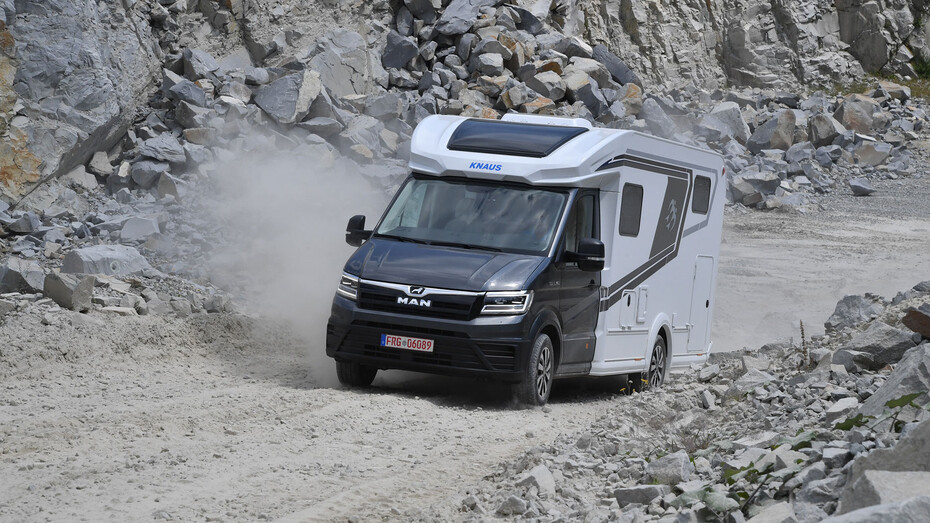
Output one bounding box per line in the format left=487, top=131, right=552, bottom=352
left=326, top=295, right=533, bottom=382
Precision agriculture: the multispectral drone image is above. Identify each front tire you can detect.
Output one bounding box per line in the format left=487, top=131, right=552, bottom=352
left=626, top=336, right=667, bottom=393
left=336, top=360, right=377, bottom=387
left=513, top=333, right=555, bottom=406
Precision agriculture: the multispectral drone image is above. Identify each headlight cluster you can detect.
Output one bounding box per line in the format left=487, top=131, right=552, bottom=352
left=481, top=291, right=533, bottom=315
left=336, top=273, right=359, bottom=301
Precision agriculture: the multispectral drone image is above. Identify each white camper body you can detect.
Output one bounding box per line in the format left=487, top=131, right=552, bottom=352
left=408, top=114, right=725, bottom=376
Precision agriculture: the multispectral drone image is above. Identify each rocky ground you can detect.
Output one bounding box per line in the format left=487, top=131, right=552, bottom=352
left=3, top=0, right=930, bottom=521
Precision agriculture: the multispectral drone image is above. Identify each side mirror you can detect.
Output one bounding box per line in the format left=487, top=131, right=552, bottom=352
left=345, top=215, right=371, bottom=247
left=573, top=238, right=605, bottom=272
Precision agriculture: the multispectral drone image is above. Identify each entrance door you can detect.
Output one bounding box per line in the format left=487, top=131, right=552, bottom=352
left=559, top=192, right=601, bottom=367
left=687, top=256, right=715, bottom=352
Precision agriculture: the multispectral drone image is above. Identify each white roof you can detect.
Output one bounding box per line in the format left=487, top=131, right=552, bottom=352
left=408, top=114, right=723, bottom=188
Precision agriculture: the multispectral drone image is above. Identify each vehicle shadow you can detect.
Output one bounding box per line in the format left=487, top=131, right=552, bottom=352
left=363, top=370, right=629, bottom=410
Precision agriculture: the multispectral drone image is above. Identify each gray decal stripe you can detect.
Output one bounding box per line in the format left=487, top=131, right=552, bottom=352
left=598, top=154, right=693, bottom=312
left=626, top=148, right=718, bottom=173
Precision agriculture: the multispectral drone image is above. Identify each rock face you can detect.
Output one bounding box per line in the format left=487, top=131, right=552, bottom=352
left=2, top=0, right=161, bottom=199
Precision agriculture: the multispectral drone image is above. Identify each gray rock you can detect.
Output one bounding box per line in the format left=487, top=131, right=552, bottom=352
left=698, top=364, right=720, bottom=382
left=516, top=464, right=556, bottom=498
left=87, top=152, right=113, bottom=177
left=44, top=273, right=94, bottom=312
left=857, top=345, right=930, bottom=418
left=364, top=93, right=403, bottom=121
left=9, top=212, right=41, bottom=234
left=747, top=110, right=796, bottom=154
left=848, top=177, right=876, bottom=196
left=826, top=295, right=885, bottom=332
left=472, top=38, right=514, bottom=61
left=797, top=476, right=843, bottom=504
left=383, top=31, right=419, bottom=69
left=131, top=161, right=170, bottom=189
left=854, top=142, right=892, bottom=167
left=403, top=0, right=436, bottom=24
left=833, top=95, right=878, bottom=134
left=573, top=80, right=609, bottom=119
left=254, top=70, right=322, bottom=125
left=297, top=117, right=343, bottom=137
left=646, top=450, right=694, bottom=484
left=838, top=470, right=930, bottom=515
left=823, top=496, right=930, bottom=522
left=525, top=71, right=566, bottom=101
left=120, top=217, right=160, bottom=243
left=699, top=102, right=750, bottom=144
left=168, top=79, right=208, bottom=107
left=640, top=98, right=677, bottom=139
left=785, top=142, right=814, bottom=164
left=903, top=309, right=930, bottom=339
left=139, top=134, right=186, bottom=164
left=0, top=257, right=45, bottom=293
left=614, top=485, right=671, bottom=507
left=0, top=299, right=15, bottom=318
left=62, top=245, right=153, bottom=276
left=308, top=29, right=384, bottom=97
left=175, top=101, right=213, bottom=129
left=809, top=114, right=847, bottom=147
left=182, top=48, right=220, bottom=81
left=496, top=495, right=526, bottom=516
left=727, top=369, right=776, bottom=397
left=435, top=0, right=497, bottom=36
left=745, top=501, right=796, bottom=523
left=474, top=53, right=504, bottom=76
left=591, top=44, right=641, bottom=86
left=825, top=397, right=860, bottom=424
left=395, top=6, right=414, bottom=36
left=835, top=321, right=916, bottom=371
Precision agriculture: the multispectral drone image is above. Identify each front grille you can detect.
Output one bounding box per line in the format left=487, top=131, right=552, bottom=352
left=357, top=282, right=482, bottom=320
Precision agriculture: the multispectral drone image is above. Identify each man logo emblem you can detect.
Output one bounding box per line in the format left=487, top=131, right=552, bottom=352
left=408, top=286, right=426, bottom=296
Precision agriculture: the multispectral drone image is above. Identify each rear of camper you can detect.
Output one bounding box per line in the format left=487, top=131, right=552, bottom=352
left=326, top=114, right=725, bottom=404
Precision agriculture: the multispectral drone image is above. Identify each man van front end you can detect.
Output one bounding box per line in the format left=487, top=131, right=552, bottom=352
left=325, top=174, right=567, bottom=392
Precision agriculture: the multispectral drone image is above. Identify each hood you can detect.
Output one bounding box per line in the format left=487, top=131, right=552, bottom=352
left=345, top=237, right=546, bottom=292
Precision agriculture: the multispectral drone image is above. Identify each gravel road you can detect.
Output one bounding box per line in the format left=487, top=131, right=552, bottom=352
left=2, top=169, right=929, bottom=521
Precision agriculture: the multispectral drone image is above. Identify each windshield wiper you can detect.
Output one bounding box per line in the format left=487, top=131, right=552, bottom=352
left=428, top=240, right=502, bottom=252
left=373, top=233, right=429, bottom=244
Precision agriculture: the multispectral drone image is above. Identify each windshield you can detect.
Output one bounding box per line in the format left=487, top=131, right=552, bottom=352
left=375, top=177, right=568, bottom=255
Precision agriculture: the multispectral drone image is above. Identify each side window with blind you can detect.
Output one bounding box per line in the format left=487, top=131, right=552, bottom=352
left=692, top=176, right=711, bottom=214
left=618, top=184, right=643, bottom=237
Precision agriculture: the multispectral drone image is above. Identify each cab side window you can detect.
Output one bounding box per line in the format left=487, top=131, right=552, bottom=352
left=619, top=183, right=643, bottom=237
left=565, top=194, right=597, bottom=253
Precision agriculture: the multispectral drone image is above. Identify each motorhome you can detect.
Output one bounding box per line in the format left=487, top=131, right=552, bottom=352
left=326, top=113, right=725, bottom=405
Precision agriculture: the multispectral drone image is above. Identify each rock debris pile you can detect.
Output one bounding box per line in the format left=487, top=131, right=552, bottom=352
left=1, top=5, right=929, bottom=325
left=414, top=282, right=930, bottom=522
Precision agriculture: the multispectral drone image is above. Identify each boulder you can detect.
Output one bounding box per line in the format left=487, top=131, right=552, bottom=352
left=515, top=464, right=556, bottom=498
left=825, top=397, right=860, bottom=424
left=747, top=110, right=796, bottom=154
left=435, top=0, right=497, bottom=35
left=120, top=217, right=161, bottom=243
left=168, top=79, right=208, bottom=107
left=646, top=450, right=694, bottom=484
left=182, top=48, right=220, bottom=81
left=613, top=485, right=671, bottom=507
left=131, top=161, right=170, bottom=189
left=61, top=245, right=153, bottom=277
left=809, top=114, right=846, bottom=147
left=254, top=70, right=322, bottom=125
left=727, top=368, right=776, bottom=397
left=591, top=44, right=641, bottom=86
left=382, top=31, right=419, bottom=70
left=838, top=470, right=930, bottom=514
left=825, top=295, right=885, bottom=332
left=878, top=80, right=911, bottom=101
left=848, top=178, right=876, bottom=196
left=833, top=95, right=879, bottom=134
left=138, top=134, right=186, bottom=164
left=745, top=501, right=795, bottom=523
left=699, top=102, right=750, bottom=144
left=903, top=308, right=930, bottom=339
left=525, top=71, right=566, bottom=101
left=822, top=496, right=930, bottom=523
left=834, top=321, right=916, bottom=371
left=474, top=53, right=505, bottom=76
left=496, top=495, right=526, bottom=516
left=0, top=257, right=45, bottom=293
left=640, top=98, right=677, bottom=139
left=8, top=211, right=41, bottom=234
left=854, top=142, right=892, bottom=166
left=44, top=273, right=94, bottom=312
left=87, top=152, right=113, bottom=177
left=403, top=0, right=436, bottom=23
left=857, top=344, right=930, bottom=418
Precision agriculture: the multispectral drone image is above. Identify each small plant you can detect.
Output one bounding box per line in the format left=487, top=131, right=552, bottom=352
left=833, top=392, right=930, bottom=432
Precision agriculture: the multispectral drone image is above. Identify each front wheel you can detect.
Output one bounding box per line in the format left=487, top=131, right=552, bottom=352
left=513, top=333, right=555, bottom=406
left=335, top=360, right=377, bottom=387
left=626, top=336, right=667, bottom=393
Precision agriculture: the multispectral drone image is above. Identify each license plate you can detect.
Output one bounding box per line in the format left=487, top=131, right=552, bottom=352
left=380, top=334, right=434, bottom=352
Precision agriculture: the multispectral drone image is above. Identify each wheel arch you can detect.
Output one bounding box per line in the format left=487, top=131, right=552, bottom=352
left=649, top=314, right=673, bottom=371
left=531, top=308, right=562, bottom=370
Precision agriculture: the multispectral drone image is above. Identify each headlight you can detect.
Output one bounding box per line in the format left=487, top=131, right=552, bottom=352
left=336, top=273, right=359, bottom=301
left=481, top=291, right=533, bottom=315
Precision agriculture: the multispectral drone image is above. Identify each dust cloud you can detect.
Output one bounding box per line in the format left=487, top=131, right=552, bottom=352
left=203, top=147, right=391, bottom=387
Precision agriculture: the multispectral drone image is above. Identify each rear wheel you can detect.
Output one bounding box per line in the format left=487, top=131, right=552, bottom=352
left=513, top=333, right=554, bottom=406
left=626, top=336, right=667, bottom=393
left=336, top=360, right=377, bottom=387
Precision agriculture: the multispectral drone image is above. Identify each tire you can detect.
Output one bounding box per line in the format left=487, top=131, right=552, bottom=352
left=513, top=333, right=555, bottom=406
left=336, top=360, right=377, bottom=387
left=626, top=336, right=667, bottom=393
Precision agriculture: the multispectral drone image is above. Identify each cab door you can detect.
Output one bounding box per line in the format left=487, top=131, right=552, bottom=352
left=557, top=191, right=601, bottom=369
